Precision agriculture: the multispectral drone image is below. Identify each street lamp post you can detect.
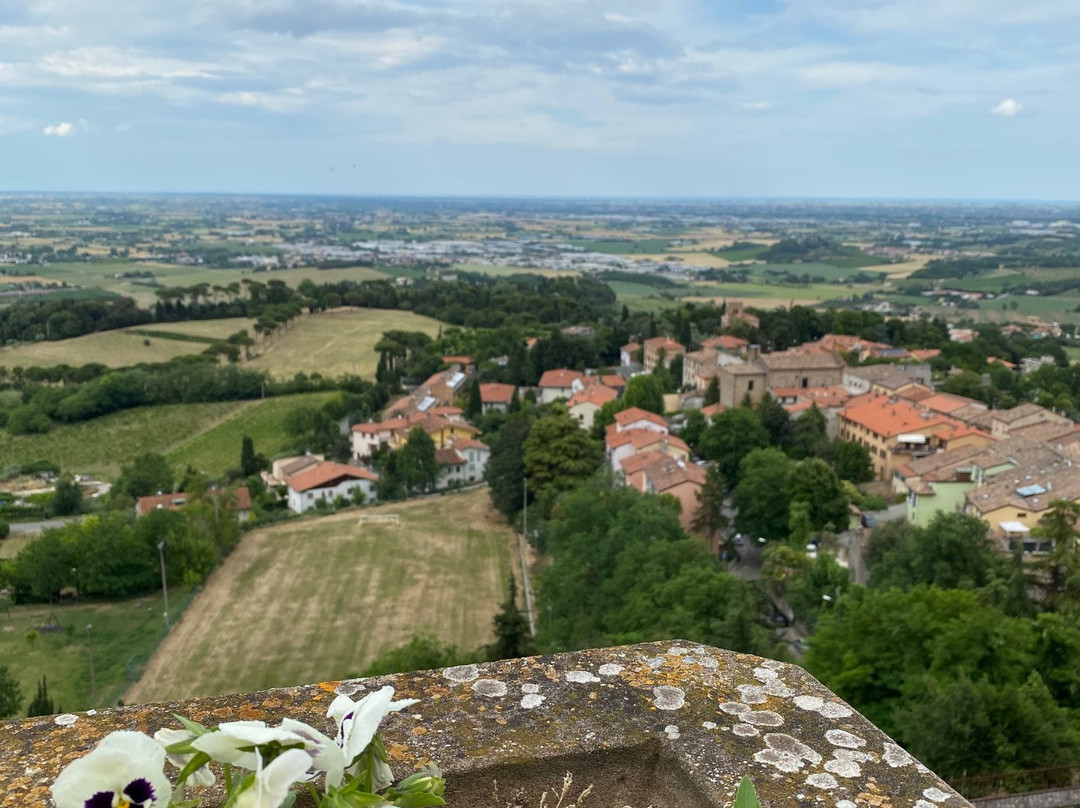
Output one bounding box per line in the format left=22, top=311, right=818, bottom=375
left=86, top=624, right=96, bottom=706
left=157, top=541, right=170, bottom=629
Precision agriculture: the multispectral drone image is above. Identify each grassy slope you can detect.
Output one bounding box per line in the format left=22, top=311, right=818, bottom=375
left=245, top=308, right=445, bottom=379
left=0, top=392, right=333, bottom=479
left=165, top=391, right=337, bottom=476
left=0, top=588, right=187, bottom=714
left=125, top=488, right=514, bottom=703
left=0, top=400, right=249, bottom=478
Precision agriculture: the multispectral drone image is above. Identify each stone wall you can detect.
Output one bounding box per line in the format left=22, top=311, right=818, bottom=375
left=1, top=641, right=972, bottom=808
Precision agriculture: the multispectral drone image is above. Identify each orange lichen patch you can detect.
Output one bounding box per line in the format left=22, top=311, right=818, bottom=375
left=318, top=681, right=341, bottom=693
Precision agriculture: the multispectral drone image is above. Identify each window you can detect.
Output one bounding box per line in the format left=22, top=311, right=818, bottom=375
left=801, top=377, right=809, bottom=388
left=748, top=380, right=755, bottom=391
left=1017, top=512, right=1027, bottom=518
left=307, top=492, right=313, bottom=500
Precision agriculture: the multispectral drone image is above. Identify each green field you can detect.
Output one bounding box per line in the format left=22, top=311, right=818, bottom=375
left=0, top=329, right=212, bottom=369
left=125, top=488, right=515, bottom=703
left=246, top=308, right=446, bottom=379
left=566, top=238, right=674, bottom=254
left=0, top=588, right=189, bottom=714
left=0, top=392, right=336, bottom=479
left=713, top=243, right=769, bottom=261
left=0, top=400, right=249, bottom=478
left=0, top=533, right=33, bottom=559
left=166, top=391, right=337, bottom=476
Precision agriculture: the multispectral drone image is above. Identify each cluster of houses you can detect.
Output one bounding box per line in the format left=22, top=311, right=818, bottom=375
left=131, top=300, right=1080, bottom=563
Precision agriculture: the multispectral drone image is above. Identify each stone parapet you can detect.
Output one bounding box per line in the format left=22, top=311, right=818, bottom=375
left=1, top=641, right=971, bottom=807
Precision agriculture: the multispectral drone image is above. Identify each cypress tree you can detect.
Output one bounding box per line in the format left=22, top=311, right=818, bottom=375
left=26, top=676, right=55, bottom=717
left=487, top=575, right=536, bottom=661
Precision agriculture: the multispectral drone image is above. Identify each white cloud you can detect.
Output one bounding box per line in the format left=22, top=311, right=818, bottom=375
left=741, top=101, right=772, bottom=110
left=215, top=89, right=307, bottom=113
left=43, top=120, right=75, bottom=136
left=990, top=97, right=1022, bottom=116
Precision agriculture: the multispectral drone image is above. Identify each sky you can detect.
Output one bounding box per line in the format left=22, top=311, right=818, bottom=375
left=0, top=0, right=1077, bottom=199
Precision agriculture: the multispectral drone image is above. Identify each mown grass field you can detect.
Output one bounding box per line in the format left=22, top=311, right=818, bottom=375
left=0, top=329, right=211, bottom=369
left=0, top=392, right=331, bottom=479
left=166, top=391, right=337, bottom=476
left=245, top=308, right=445, bottom=379
left=129, top=317, right=257, bottom=341
left=0, top=588, right=186, bottom=714
left=125, top=488, right=515, bottom=703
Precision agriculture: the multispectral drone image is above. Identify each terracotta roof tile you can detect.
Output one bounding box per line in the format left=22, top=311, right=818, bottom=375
left=287, top=462, right=377, bottom=493
left=480, top=383, right=516, bottom=404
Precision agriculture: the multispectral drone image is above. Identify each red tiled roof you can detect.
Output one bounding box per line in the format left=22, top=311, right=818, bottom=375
left=701, top=403, right=725, bottom=418
left=435, top=447, right=465, bottom=466
left=539, top=369, right=583, bottom=388
left=839, top=394, right=960, bottom=439
left=441, top=355, right=473, bottom=365
left=644, top=336, right=686, bottom=352
left=288, top=462, right=377, bottom=493
left=600, top=374, right=626, bottom=389
left=480, top=383, right=516, bottom=404
left=137, top=486, right=251, bottom=515
left=614, top=407, right=667, bottom=429
left=702, top=335, right=747, bottom=351
left=607, top=428, right=689, bottom=454
left=568, top=385, right=618, bottom=409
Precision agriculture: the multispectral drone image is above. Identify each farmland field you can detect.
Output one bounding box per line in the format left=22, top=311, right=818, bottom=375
left=0, top=329, right=211, bottom=369
left=165, top=391, right=337, bottom=476
left=245, top=308, right=445, bottom=379
left=0, top=588, right=187, bottom=713
left=0, top=400, right=250, bottom=478
left=125, top=488, right=515, bottom=703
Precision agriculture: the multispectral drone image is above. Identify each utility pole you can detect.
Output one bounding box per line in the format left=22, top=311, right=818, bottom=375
left=157, top=541, right=170, bottom=628
left=86, top=624, right=96, bottom=706
left=519, top=478, right=536, bottom=636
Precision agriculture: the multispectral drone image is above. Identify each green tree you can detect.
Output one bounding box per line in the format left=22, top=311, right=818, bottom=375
left=486, top=414, right=533, bottom=519
left=690, top=465, right=728, bottom=548
left=114, top=452, right=174, bottom=499
left=680, top=409, right=708, bottom=453
left=698, top=407, right=770, bottom=482
left=733, top=448, right=795, bottom=539
left=622, top=374, right=665, bottom=414
left=26, top=676, right=55, bottom=717
left=400, top=428, right=440, bottom=495
left=832, top=440, right=874, bottom=483
left=756, top=392, right=792, bottom=449
left=464, top=377, right=482, bottom=421
left=362, top=635, right=469, bottom=676
left=523, top=406, right=603, bottom=510
left=51, top=473, right=82, bottom=517
left=703, top=376, right=720, bottom=406
left=0, top=665, right=21, bottom=719
left=869, top=512, right=997, bottom=591
left=942, top=370, right=987, bottom=402
left=240, top=435, right=265, bottom=477
left=0, top=520, right=8, bottom=539
left=789, top=405, right=829, bottom=460
left=487, top=575, right=536, bottom=661
left=1034, top=499, right=1080, bottom=606
left=789, top=458, right=849, bottom=532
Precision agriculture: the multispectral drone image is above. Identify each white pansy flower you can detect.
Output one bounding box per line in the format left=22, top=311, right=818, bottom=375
left=191, top=721, right=308, bottom=770
left=328, top=685, right=418, bottom=769
left=153, top=727, right=216, bottom=788
left=235, top=748, right=312, bottom=808
left=52, top=731, right=173, bottom=808
left=280, top=717, right=347, bottom=788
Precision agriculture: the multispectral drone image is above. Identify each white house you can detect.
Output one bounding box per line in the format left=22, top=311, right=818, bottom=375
left=612, top=407, right=669, bottom=435
left=286, top=462, right=379, bottom=514
left=538, top=369, right=584, bottom=404
left=479, top=383, right=516, bottom=414
left=435, top=439, right=491, bottom=489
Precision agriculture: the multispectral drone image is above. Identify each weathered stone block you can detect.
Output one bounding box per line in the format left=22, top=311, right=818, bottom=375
left=0, top=641, right=971, bottom=807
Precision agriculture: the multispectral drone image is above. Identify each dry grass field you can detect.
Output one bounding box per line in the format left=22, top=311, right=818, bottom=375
left=0, top=329, right=211, bottom=369
left=245, top=308, right=445, bottom=379
left=132, top=317, right=256, bottom=340
left=125, top=488, right=515, bottom=703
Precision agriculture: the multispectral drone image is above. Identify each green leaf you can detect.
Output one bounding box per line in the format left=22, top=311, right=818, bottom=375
left=279, top=793, right=298, bottom=808
left=732, top=776, right=762, bottom=808
left=390, top=794, right=445, bottom=808
left=174, top=751, right=212, bottom=790
left=173, top=714, right=213, bottom=736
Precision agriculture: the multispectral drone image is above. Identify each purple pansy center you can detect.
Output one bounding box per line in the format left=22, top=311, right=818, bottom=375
left=83, top=793, right=114, bottom=808
left=124, top=778, right=157, bottom=805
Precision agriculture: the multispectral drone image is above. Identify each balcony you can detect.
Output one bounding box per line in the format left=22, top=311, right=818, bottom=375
left=1, top=641, right=970, bottom=807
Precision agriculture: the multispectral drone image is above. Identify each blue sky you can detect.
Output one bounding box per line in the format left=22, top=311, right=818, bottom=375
left=0, top=0, right=1076, bottom=198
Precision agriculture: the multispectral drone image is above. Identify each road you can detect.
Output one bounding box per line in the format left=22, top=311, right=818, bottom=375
left=8, top=517, right=81, bottom=535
